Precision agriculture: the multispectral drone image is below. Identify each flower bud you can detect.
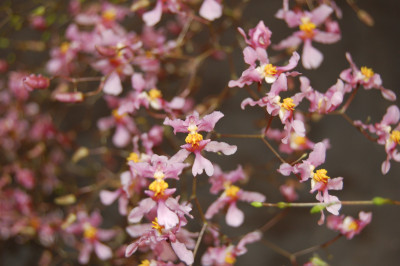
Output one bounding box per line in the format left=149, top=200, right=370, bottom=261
left=23, top=74, right=50, bottom=91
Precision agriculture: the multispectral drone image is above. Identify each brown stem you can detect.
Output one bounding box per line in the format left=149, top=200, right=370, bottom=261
left=292, top=234, right=342, bottom=257
left=191, top=222, right=208, bottom=266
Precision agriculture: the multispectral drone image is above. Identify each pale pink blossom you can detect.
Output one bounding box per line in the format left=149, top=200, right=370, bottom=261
left=201, top=231, right=262, bottom=265
left=164, top=111, right=237, bottom=176
left=200, top=0, right=223, bottom=21
left=238, top=21, right=272, bottom=50
left=340, top=52, right=396, bottom=101
left=274, top=1, right=341, bottom=69
left=327, top=211, right=372, bottom=239
left=228, top=46, right=300, bottom=87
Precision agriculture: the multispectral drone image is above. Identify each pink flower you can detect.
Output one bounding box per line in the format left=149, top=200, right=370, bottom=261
left=274, top=1, right=341, bottom=69
left=205, top=167, right=265, bottom=227
left=141, top=0, right=185, bottom=27
left=340, top=52, right=396, bottom=101
left=241, top=74, right=305, bottom=143
left=327, top=211, right=372, bottom=239
left=354, top=105, right=400, bottom=174
left=125, top=218, right=195, bottom=265
left=208, top=164, right=246, bottom=194
left=65, top=210, right=116, bottom=264
left=23, top=74, right=50, bottom=91
left=279, top=142, right=342, bottom=223
left=100, top=170, right=147, bottom=216
left=201, top=231, right=262, bottom=265
left=300, top=76, right=346, bottom=114
left=164, top=111, right=237, bottom=176
left=228, top=46, right=300, bottom=87
left=238, top=21, right=272, bottom=50
left=200, top=0, right=223, bottom=21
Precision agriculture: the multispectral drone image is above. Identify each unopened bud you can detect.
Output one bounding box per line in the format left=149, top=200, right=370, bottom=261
left=23, top=74, right=50, bottom=91
left=54, top=92, right=84, bottom=103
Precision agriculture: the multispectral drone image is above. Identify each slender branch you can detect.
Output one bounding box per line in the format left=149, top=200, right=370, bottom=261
left=259, top=209, right=289, bottom=232
left=292, top=234, right=342, bottom=257
left=191, top=177, right=207, bottom=223
left=191, top=222, right=208, bottom=266
left=216, top=133, right=262, bottom=139
left=257, top=198, right=400, bottom=208
left=261, top=137, right=287, bottom=164
left=261, top=238, right=292, bottom=259
left=340, top=84, right=359, bottom=113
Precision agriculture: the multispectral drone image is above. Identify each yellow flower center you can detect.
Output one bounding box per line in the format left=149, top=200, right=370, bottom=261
left=60, top=42, right=70, bottom=54
left=263, top=64, right=277, bottom=76
left=139, top=260, right=150, bottom=266
left=282, top=98, right=295, bottom=111
left=299, top=17, right=316, bottom=37
left=149, top=179, right=168, bottom=197
left=102, top=9, right=117, bottom=21
left=225, top=252, right=236, bottom=264
left=152, top=218, right=164, bottom=234
left=313, top=169, right=330, bottom=184
left=347, top=221, right=359, bottom=231
left=391, top=130, right=400, bottom=144
left=83, top=223, right=97, bottom=240
left=360, top=66, right=374, bottom=81
left=225, top=185, right=240, bottom=199
left=112, top=109, right=127, bottom=121
left=185, top=132, right=203, bottom=147
left=127, top=152, right=139, bottom=163
left=294, top=135, right=307, bottom=146
left=148, top=88, right=162, bottom=100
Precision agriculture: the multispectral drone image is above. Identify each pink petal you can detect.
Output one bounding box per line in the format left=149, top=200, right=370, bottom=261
left=308, top=142, right=326, bottom=167
left=143, top=0, right=163, bottom=27
left=302, top=39, right=323, bottom=69
left=199, top=0, right=222, bottom=21
left=103, top=71, right=122, bottom=95
left=243, top=47, right=258, bottom=66
left=310, top=4, right=333, bottom=25
left=193, top=152, right=214, bottom=176
left=94, top=241, right=113, bottom=261
left=125, top=242, right=139, bottom=257
left=204, top=141, right=237, bottom=155
left=381, top=160, right=390, bottom=175
left=273, top=34, right=302, bottom=50
left=171, top=240, right=194, bottom=265
left=277, top=51, right=300, bottom=72
left=380, top=87, right=396, bottom=101
left=157, top=201, right=179, bottom=230
left=99, top=189, right=121, bottom=205
left=278, top=163, right=293, bottom=176
left=226, top=203, right=244, bottom=227
left=382, top=105, right=400, bottom=125
left=236, top=231, right=262, bottom=255
left=78, top=243, right=93, bottom=264
left=205, top=198, right=227, bottom=219
left=112, top=125, right=131, bottom=148
left=128, top=198, right=156, bottom=223
left=239, top=191, right=266, bottom=202
left=198, top=111, right=224, bottom=132
left=126, top=224, right=152, bottom=238
left=313, top=31, right=341, bottom=44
